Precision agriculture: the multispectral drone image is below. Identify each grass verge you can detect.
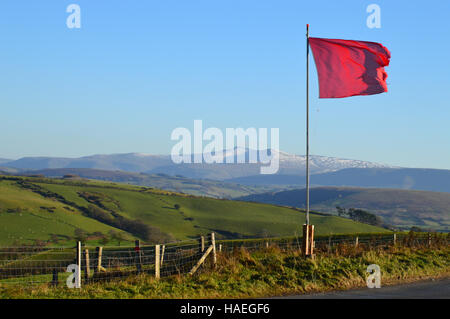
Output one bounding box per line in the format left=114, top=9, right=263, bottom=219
left=0, top=245, right=448, bottom=299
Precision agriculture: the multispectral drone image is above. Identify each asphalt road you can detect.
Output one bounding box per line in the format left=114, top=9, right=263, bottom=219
left=277, top=277, right=450, bottom=299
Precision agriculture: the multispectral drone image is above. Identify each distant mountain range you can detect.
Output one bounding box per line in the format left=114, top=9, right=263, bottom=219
left=0, top=158, right=12, bottom=165
left=1, top=153, right=170, bottom=173
left=2, top=150, right=449, bottom=232
left=2, top=149, right=450, bottom=194
left=0, top=148, right=394, bottom=180
left=237, top=187, right=450, bottom=232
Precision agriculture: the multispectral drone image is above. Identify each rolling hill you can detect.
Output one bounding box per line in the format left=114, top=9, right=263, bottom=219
left=237, top=187, right=450, bottom=232
left=0, top=175, right=388, bottom=246
left=0, top=159, right=11, bottom=165
left=19, top=168, right=287, bottom=199
left=226, top=168, right=450, bottom=193
left=309, top=168, right=450, bottom=193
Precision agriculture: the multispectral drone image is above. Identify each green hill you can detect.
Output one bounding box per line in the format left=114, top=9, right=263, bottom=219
left=238, top=187, right=450, bottom=232
left=20, top=168, right=285, bottom=199
left=0, top=176, right=388, bottom=246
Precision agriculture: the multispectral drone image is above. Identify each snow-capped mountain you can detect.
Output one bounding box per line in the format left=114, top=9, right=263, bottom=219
left=277, top=152, right=395, bottom=173
left=1, top=148, right=397, bottom=180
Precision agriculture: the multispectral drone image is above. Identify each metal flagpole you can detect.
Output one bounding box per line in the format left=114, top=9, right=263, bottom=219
left=306, top=24, right=310, bottom=226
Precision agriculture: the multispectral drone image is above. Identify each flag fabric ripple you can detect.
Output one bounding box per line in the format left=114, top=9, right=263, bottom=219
left=308, top=37, right=391, bottom=98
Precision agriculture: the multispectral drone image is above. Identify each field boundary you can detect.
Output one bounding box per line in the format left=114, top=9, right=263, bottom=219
left=0, top=231, right=448, bottom=287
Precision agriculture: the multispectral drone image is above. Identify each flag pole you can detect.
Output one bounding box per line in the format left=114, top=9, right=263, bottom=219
left=301, top=23, right=312, bottom=257
left=305, top=24, right=310, bottom=226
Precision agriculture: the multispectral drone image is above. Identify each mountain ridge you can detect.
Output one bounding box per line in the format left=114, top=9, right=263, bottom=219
left=1, top=149, right=396, bottom=180
left=226, top=167, right=450, bottom=193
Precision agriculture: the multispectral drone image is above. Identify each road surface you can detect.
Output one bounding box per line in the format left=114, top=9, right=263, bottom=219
left=276, top=277, right=450, bottom=299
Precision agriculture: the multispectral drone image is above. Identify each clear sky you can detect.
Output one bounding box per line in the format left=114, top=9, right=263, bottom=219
left=1, top=1, right=449, bottom=169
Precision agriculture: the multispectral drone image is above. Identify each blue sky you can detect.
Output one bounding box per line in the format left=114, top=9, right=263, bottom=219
left=0, top=1, right=449, bottom=169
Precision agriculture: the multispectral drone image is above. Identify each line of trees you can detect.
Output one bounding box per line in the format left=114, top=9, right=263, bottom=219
left=336, top=206, right=384, bottom=227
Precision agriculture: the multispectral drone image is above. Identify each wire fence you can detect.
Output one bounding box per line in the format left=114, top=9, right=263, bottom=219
left=217, top=232, right=449, bottom=253
left=86, top=238, right=206, bottom=283
left=0, top=235, right=215, bottom=287
left=0, top=247, right=76, bottom=285
left=0, top=231, right=448, bottom=287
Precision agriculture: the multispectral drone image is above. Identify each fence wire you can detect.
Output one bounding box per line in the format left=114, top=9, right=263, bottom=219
left=0, top=232, right=448, bottom=286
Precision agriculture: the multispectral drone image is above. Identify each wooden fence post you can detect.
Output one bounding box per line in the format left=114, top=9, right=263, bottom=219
left=428, top=233, right=432, bottom=247
left=155, top=245, right=160, bottom=279
left=355, top=236, right=359, bottom=248
left=160, top=245, right=165, bottom=268
left=265, top=241, right=269, bottom=249
left=52, top=268, right=59, bottom=287
left=302, top=224, right=310, bottom=256
left=211, top=232, right=216, bottom=267
left=189, top=245, right=213, bottom=275
left=135, top=240, right=143, bottom=273
left=95, top=247, right=104, bottom=274
left=199, top=236, right=205, bottom=253
left=328, top=236, right=331, bottom=254
left=76, top=241, right=81, bottom=288
left=393, top=233, right=397, bottom=245
left=308, top=225, right=315, bottom=256
left=219, top=244, right=222, bottom=252
left=84, top=248, right=90, bottom=283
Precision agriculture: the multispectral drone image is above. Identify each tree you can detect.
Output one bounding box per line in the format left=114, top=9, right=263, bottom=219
left=410, top=226, right=424, bottom=232
left=33, top=239, right=45, bottom=247
left=109, top=230, right=126, bottom=246
left=347, top=208, right=382, bottom=226
left=92, top=231, right=104, bottom=237
left=336, top=206, right=346, bottom=217
left=336, top=207, right=383, bottom=227
left=74, top=228, right=87, bottom=243
left=50, top=234, right=60, bottom=244
left=99, top=235, right=110, bottom=246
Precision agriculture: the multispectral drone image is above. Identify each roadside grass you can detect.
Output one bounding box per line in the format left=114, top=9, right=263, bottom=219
left=1, top=244, right=448, bottom=299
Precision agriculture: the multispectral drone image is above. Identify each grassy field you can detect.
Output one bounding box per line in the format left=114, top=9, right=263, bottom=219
left=0, top=176, right=389, bottom=246
left=0, top=244, right=448, bottom=299
left=0, top=178, right=128, bottom=245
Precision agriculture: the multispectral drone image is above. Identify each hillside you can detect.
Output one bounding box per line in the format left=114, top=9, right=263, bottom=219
left=238, top=187, right=450, bottom=232
left=310, top=168, right=450, bottom=193
left=0, top=176, right=387, bottom=245
left=0, top=159, right=11, bottom=165
left=226, top=168, right=450, bottom=193
left=19, top=168, right=284, bottom=199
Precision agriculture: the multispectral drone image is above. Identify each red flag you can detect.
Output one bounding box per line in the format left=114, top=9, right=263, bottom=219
left=308, top=37, right=391, bottom=98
